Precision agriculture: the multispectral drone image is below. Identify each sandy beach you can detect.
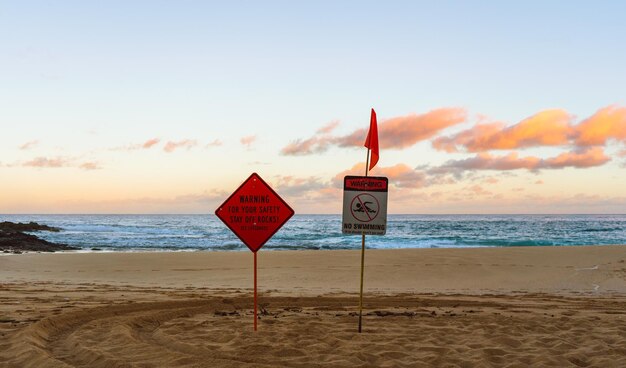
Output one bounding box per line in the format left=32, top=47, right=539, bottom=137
left=1, top=246, right=625, bottom=367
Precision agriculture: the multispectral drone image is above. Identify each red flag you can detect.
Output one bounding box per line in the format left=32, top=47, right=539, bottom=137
left=364, top=108, right=379, bottom=171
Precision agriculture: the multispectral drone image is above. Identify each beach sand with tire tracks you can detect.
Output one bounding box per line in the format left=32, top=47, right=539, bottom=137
left=1, top=246, right=625, bottom=367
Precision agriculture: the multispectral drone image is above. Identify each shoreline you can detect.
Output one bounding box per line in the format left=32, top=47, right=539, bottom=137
left=3, top=242, right=625, bottom=254
left=2, top=245, right=625, bottom=295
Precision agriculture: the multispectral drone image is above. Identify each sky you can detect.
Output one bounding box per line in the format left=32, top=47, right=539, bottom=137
left=1, top=1, right=625, bottom=214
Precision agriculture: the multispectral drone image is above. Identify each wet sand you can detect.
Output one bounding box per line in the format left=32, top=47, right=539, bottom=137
left=1, top=246, right=625, bottom=367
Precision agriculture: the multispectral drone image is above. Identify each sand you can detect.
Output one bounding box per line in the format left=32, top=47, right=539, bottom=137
left=1, top=246, right=625, bottom=367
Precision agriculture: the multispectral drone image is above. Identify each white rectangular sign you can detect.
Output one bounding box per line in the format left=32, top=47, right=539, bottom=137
left=342, top=176, right=388, bottom=235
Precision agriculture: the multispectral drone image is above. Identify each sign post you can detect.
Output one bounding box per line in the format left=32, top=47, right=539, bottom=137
left=343, top=108, right=386, bottom=333
left=342, top=175, right=388, bottom=332
left=215, top=172, right=294, bottom=331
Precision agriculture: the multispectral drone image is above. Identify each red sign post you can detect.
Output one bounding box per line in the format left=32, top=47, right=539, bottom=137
left=215, top=173, right=294, bottom=330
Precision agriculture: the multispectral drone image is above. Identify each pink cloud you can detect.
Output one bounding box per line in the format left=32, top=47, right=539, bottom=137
left=535, top=180, right=544, bottom=185
left=440, top=147, right=610, bottom=172
left=433, top=109, right=573, bottom=152
left=432, top=105, right=626, bottom=152
left=142, top=138, right=160, bottom=149
left=163, top=139, right=198, bottom=153
left=281, top=136, right=330, bottom=155
left=364, top=108, right=467, bottom=149
left=282, top=108, right=467, bottom=155
left=240, top=135, right=257, bottom=148
left=111, top=138, right=161, bottom=151
left=21, top=157, right=105, bottom=170
left=22, top=157, right=69, bottom=168
left=467, top=185, right=492, bottom=196
left=79, top=162, right=102, bottom=170
left=19, top=140, right=39, bottom=150
left=333, top=163, right=427, bottom=189
left=543, top=147, right=610, bottom=168
left=573, top=105, right=626, bottom=146
left=441, top=152, right=541, bottom=171
left=316, top=120, right=340, bottom=134
left=273, top=176, right=326, bottom=197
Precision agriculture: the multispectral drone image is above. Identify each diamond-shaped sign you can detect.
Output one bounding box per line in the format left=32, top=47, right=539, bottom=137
left=215, top=173, right=294, bottom=252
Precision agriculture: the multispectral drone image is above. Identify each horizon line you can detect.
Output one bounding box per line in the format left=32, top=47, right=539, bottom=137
left=1, top=213, right=625, bottom=216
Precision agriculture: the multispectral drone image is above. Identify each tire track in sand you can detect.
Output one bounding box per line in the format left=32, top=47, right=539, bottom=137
left=3, top=295, right=626, bottom=367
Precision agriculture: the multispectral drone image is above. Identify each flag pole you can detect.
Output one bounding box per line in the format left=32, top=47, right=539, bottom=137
left=358, top=148, right=370, bottom=333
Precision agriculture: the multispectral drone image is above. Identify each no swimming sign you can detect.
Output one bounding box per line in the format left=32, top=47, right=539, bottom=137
left=342, top=176, right=388, bottom=235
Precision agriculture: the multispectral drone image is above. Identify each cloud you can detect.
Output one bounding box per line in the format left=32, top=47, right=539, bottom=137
left=20, top=157, right=105, bottom=170
left=573, top=105, right=626, bottom=146
left=316, top=120, right=340, bottom=134
left=79, top=162, right=102, bottom=170
left=270, top=175, right=343, bottom=213
left=281, top=136, right=330, bottom=156
left=280, top=121, right=341, bottom=155
left=270, top=163, right=432, bottom=211
left=163, top=139, right=197, bottom=153
left=142, top=138, right=160, bottom=149
left=111, top=138, right=161, bottom=151
left=432, top=105, right=626, bottom=152
left=273, top=176, right=327, bottom=197
left=205, top=139, right=223, bottom=148
left=19, top=140, right=39, bottom=150
left=543, top=147, right=610, bottom=168
left=467, top=185, right=492, bottom=196
left=437, top=153, right=539, bottom=172
left=240, top=135, right=257, bottom=148
left=333, top=163, right=428, bottom=189
left=439, top=147, right=610, bottom=173
left=112, top=137, right=220, bottom=152
left=22, top=157, right=69, bottom=168
left=535, top=180, right=544, bottom=185
left=352, top=108, right=468, bottom=149
left=281, top=108, right=467, bottom=155
left=433, top=109, right=573, bottom=152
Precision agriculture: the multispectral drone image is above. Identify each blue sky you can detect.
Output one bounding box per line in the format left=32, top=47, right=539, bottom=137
left=1, top=1, right=625, bottom=213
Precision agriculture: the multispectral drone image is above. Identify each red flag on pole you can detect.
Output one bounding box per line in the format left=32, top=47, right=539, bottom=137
left=364, top=108, right=379, bottom=171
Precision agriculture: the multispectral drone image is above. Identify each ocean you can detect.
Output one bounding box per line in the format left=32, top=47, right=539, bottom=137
left=1, top=214, right=625, bottom=252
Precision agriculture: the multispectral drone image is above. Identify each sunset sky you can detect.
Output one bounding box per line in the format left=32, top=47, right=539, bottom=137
left=1, top=1, right=625, bottom=214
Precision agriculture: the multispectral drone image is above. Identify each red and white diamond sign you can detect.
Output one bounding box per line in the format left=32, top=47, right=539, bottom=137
left=215, top=173, right=294, bottom=252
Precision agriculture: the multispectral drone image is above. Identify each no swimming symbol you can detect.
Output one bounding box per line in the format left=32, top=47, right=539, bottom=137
left=350, top=193, right=379, bottom=223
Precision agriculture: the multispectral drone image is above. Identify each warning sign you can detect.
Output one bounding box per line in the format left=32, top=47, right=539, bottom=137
left=342, top=176, right=388, bottom=235
left=215, top=173, right=294, bottom=252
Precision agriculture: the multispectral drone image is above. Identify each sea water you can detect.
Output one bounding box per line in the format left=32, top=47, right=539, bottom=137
left=1, top=214, right=624, bottom=252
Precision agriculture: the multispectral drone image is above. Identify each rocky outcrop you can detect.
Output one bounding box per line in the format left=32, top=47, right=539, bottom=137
left=0, top=221, right=61, bottom=232
left=0, top=222, right=77, bottom=253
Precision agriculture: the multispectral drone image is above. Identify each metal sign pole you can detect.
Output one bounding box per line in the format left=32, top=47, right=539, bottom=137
left=358, top=148, right=371, bottom=333
left=215, top=172, right=294, bottom=332
left=254, top=251, right=258, bottom=331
